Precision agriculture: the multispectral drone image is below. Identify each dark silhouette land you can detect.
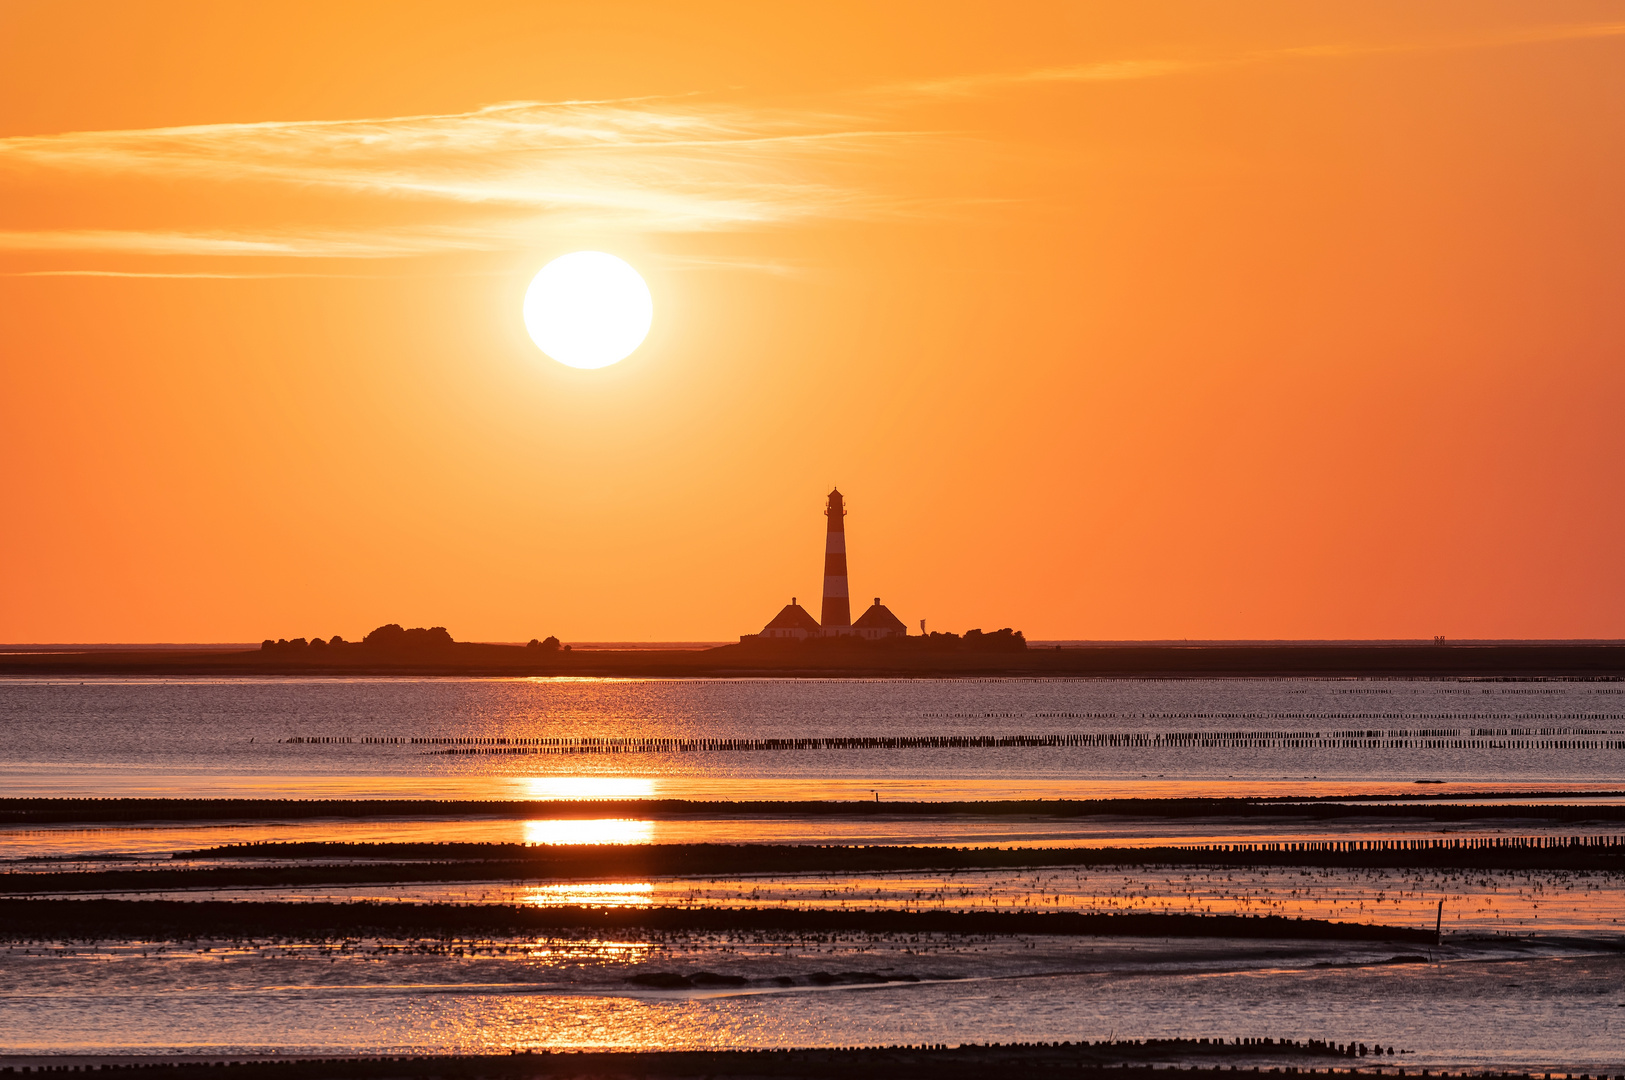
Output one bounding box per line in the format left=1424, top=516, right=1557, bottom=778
left=5, top=625, right=1624, bottom=677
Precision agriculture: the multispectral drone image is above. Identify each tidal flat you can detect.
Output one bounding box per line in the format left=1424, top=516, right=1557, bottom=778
left=3, top=927, right=1622, bottom=1071
left=4, top=676, right=1624, bottom=1069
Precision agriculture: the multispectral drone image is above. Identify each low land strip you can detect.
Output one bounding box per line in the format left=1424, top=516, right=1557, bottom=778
left=0, top=1040, right=1439, bottom=1080
left=6, top=641, right=1625, bottom=677
left=0, top=899, right=1436, bottom=943
left=9, top=841, right=1624, bottom=894
left=7, top=796, right=1625, bottom=826
left=0, top=1042, right=1434, bottom=1080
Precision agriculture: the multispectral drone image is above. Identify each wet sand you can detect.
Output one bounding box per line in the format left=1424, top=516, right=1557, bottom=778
left=5, top=906, right=1620, bottom=1069
left=0, top=898, right=1436, bottom=943
left=0, top=1044, right=1447, bottom=1079
left=40, top=864, right=1615, bottom=936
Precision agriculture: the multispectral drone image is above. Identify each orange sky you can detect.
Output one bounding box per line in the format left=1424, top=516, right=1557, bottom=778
left=3, top=1, right=1624, bottom=643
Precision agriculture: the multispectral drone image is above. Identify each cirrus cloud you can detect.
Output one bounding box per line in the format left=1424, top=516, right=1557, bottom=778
left=0, top=99, right=919, bottom=261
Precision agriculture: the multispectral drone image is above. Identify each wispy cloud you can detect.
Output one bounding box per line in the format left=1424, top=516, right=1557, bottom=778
left=0, top=225, right=554, bottom=259
left=5, top=269, right=398, bottom=279
left=3, top=20, right=1620, bottom=266
left=888, top=19, right=1625, bottom=99
left=894, top=60, right=1194, bottom=99
left=0, top=100, right=914, bottom=259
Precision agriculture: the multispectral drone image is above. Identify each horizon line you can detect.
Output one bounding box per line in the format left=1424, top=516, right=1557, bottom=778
left=5, top=637, right=1625, bottom=653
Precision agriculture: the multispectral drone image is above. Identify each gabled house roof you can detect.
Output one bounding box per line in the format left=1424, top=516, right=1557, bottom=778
left=763, top=602, right=821, bottom=632
left=852, top=599, right=907, bottom=632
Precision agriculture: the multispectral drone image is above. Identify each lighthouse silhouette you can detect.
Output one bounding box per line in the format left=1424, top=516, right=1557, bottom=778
left=820, top=487, right=851, bottom=630
left=746, top=488, right=907, bottom=642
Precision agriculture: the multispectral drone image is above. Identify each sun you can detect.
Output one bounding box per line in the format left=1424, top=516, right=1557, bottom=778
left=523, top=251, right=653, bottom=369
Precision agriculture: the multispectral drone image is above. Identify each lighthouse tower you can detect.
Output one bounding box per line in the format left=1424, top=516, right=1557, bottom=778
left=820, top=487, right=851, bottom=631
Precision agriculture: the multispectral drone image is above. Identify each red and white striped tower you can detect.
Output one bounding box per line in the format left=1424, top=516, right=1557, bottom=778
left=820, top=487, right=851, bottom=630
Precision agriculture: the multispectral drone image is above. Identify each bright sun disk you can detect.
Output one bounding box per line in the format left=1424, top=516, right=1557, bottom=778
left=523, top=251, right=653, bottom=369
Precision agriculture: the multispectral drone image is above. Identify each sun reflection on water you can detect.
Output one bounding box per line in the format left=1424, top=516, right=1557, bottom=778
left=519, top=776, right=659, bottom=801
left=521, top=881, right=656, bottom=907
left=522, top=818, right=655, bottom=846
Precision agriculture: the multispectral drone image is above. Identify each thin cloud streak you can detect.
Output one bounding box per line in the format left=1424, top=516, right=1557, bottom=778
left=3, top=21, right=1619, bottom=264
left=888, top=19, right=1625, bottom=98
left=7, top=269, right=403, bottom=279
left=898, top=59, right=1192, bottom=98
left=5, top=255, right=808, bottom=279
left=0, top=226, right=568, bottom=258
left=0, top=100, right=909, bottom=252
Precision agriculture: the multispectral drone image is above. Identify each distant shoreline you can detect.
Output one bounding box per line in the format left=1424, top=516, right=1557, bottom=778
left=8, top=794, right=1623, bottom=825
left=3, top=641, right=1625, bottom=678
left=0, top=1043, right=1440, bottom=1078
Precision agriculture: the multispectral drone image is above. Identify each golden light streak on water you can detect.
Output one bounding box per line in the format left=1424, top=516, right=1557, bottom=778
left=521, top=818, right=655, bottom=845
left=520, top=881, right=657, bottom=907
left=518, top=776, right=660, bottom=801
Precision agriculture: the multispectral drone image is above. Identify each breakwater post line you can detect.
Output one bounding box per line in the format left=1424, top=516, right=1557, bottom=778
left=0, top=1043, right=1454, bottom=1080
left=275, top=726, right=1625, bottom=754
left=12, top=836, right=1624, bottom=892
left=9, top=794, right=1625, bottom=826
left=1172, top=833, right=1625, bottom=855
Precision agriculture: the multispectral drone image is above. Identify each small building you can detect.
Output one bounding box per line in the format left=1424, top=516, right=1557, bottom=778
left=852, top=597, right=907, bottom=640
left=756, top=598, right=822, bottom=640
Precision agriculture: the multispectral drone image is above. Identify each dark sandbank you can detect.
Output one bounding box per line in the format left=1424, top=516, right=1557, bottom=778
left=8, top=795, right=1625, bottom=826
left=0, top=1042, right=1440, bottom=1080
left=0, top=898, right=1436, bottom=943
left=8, top=838, right=1624, bottom=894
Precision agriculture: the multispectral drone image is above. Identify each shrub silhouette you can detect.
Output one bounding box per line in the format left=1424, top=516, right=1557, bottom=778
left=962, top=627, right=1027, bottom=651
left=362, top=624, right=455, bottom=650
left=262, top=635, right=349, bottom=652
left=526, top=636, right=561, bottom=651
left=916, top=629, right=1026, bottom=651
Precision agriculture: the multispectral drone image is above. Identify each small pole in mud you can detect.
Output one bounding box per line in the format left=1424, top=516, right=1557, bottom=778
left=1435, top=898, right=1443, bottom=945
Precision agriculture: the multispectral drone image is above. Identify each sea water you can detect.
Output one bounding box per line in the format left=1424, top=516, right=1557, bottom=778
left=2, top=676, right=1623, bottom=1065
left=2, top=675, right=1622, bottom=800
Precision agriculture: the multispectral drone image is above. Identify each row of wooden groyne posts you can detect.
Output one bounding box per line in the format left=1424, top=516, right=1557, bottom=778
left=278, top=730, right=1625, bottom=753
left=1173, top=834, right=1625, bottom=854
left=1024, top=711, right=1625, bottom=722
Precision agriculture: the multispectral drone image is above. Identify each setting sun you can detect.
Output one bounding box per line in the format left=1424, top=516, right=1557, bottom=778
left=522, top=251, right=653, bottom=369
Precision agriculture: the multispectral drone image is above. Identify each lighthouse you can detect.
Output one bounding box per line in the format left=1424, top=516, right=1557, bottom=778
left=744, top=487, right=909, bottom=644
left=820, top=487, right=851, bottom=630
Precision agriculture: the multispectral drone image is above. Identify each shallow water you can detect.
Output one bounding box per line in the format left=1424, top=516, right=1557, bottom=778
left=22, top=865, right=1623, bottom=936
left=2, top=934, right=1622, bottom=1072
left=3, top=676, right=1624, bottom=801
left=5, top=675, right=1625, bottom=1065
